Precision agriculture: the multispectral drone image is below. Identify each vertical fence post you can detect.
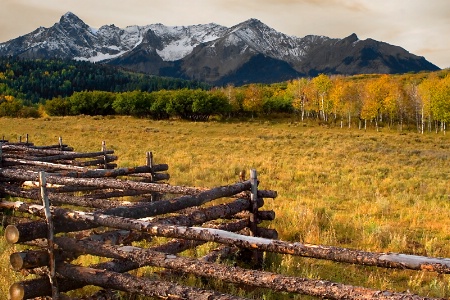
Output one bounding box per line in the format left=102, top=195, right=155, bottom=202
left=249, top=169, right=258, bottom=236
left=0, top=141, right=3, bottom=168
left=249, top=169, right=263, bottom=267
left=39, top=171, right=59, bottom=299
left=147, top=151, right=158, bottom=201
left=59, top=136, right=63, bottom=151
left=25, top=134, right=29, bottom=146
left=102, top=141, right=107, bottom=169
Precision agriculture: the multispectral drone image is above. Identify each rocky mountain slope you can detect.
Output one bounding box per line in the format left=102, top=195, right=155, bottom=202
left=0, top=12, right=439, bottom=85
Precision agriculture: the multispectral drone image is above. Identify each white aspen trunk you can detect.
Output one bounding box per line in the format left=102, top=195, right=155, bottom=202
left=321, top=95, right=324, bottom=120
left=301, top=99, right=305, bottom=122
left=421, top=106, right=424, bottom=134
left=348, top=112, right=351, bottom=128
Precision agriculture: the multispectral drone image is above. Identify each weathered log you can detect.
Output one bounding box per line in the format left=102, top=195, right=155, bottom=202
left=146, top=198, right=262, bottom=226
left=1, top=162, right=167, bottom=179
left=5, top=221, right=92, bottom=244
left=99, top=181, right=251, bottom=218
left=56, top=263, right=249, bottom=300
left=2, top=197, right=254, bottom=242
left=27, top=150, right=114, bottom=161
left=2, top=158, right=88, bottom=171
left=28, top=144, right=72, bottom=151
left=70, top=158, right=117, bottom=167
left=11, top=197, right=450, bottom=275
left=0, top=168, right=213, bottom=195
left=48, top=165, right=168, bottom=179
left=54, top=237, right=444, bottom=300
left=9, top=229, right=151, bottom=270
left=2, top=145, right=113, bottom=159
left=45, top=205, right=450, bottom=274
left=0, top=183, right=148, bottom=209
left=80, top=188, right=154, bottom=199
left=10, top=250, right=51, bottom=270
left=8, top=220, right=251, bottom=299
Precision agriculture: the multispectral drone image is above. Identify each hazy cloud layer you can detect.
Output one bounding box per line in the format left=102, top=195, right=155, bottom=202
left=1, top=0, right=448, bottom=68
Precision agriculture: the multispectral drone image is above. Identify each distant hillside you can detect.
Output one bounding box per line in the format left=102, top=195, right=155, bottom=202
left=0, top=56, right=209, bottom=102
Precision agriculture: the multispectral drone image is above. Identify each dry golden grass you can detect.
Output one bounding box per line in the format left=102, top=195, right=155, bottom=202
left=2, top=116, right=450, bottom=298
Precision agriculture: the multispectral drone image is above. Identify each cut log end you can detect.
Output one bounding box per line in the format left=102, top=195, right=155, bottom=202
left=9, top=282, right=25, bottom=300
left=9, top=252, right=25, bottom=270
left=5, top=225, right=20, bottom=244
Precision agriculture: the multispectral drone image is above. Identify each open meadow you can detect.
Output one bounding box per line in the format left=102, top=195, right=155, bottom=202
left=2, top=116, right=450, bottom=298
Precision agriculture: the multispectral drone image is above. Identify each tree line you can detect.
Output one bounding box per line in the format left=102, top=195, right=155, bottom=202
left=0, top=56, right=209, bottom=103
left=0, top=56, right=449, bottom=132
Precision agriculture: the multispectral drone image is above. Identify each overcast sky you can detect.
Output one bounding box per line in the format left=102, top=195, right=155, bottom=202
left=1, top=0, right=448, bottom=68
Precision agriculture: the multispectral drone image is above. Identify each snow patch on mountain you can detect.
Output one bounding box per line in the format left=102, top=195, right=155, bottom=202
left=151, top=23, right=227, bottom=61
left=74, top=50, right=128, bottom=63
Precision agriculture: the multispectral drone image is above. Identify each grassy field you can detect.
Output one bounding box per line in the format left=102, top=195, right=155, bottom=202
left=2, top=115, right=450, bottom=298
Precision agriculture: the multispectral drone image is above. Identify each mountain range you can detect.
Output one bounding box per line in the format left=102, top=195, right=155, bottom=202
left=0, top=12, right=440, bottom=85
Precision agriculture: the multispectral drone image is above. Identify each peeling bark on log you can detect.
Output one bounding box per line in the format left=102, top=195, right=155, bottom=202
left=79, top=189, right=152, bottom=199
left=53, top=237, right=444, bottom=300
left=3, top=157, right=168, bottom=176
left=1, top=165, right=166, bottom=180
left=9, top=229, right=152, bottom=271
left=1, top=198, right=253, bottom=243
left=2, top=158, right=89, bottom=171
left=7, top=198, right=450, bottom=274
left=56, top=263, right=249, bottom=300
left=71, top=158, right=117, bottom=168
left=147, top=198, right=261, bottom=226
left=26, top=150, right=115, bottom=162
left=48, top=206, right=450, bottom=274
left=8, top=221, right=250, bottom=299
left=99, top=180, right=252, bottom=218
left=10, top=250, right=51, bottom=270
left=0, top=168, right=218, bottom=195
left=0, top=183, right=143, bottom=209
left=2, top=144, right=70, bottom=154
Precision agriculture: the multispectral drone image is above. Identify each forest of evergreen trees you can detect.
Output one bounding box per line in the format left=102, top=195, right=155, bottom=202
left=1, top=56, right=450, bottom=132
left=0, top=56, right=209, bottom=103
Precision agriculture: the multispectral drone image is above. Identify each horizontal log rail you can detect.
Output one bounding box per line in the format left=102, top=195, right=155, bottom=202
left=4, top=199, right=450, bottom=274
left=52, top=237, right=443, bottom=300
left=2, top=144, right=114, bottom=157
left=58, top=263, right=249, bottom=300
left=0, top=168, right=226, bottom=195
left=8, top=220, right=254, bottom=299
left=2, top=157, right=168, bottom=174
left=1, top=197, right=259, bottom=243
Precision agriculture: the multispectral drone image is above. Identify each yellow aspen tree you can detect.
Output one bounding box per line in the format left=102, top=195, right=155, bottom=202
left=418, top=74, right=440, bottom=133
left=382, top=78, right=402, bottom=129
left=286, top=78, right=309, bottom=121
left=242, top=84, right=263, bottom=118
left=404, top=80, right=422, bottom=133
left=312, top=74, right=332, bottom=121
left=432, top=74, right=450, bottom=133
left=329, top=76, right=345, bottom=126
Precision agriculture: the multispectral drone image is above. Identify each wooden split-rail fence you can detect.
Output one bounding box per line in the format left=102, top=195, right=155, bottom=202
left=0, top=136, right=450, bottom=300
